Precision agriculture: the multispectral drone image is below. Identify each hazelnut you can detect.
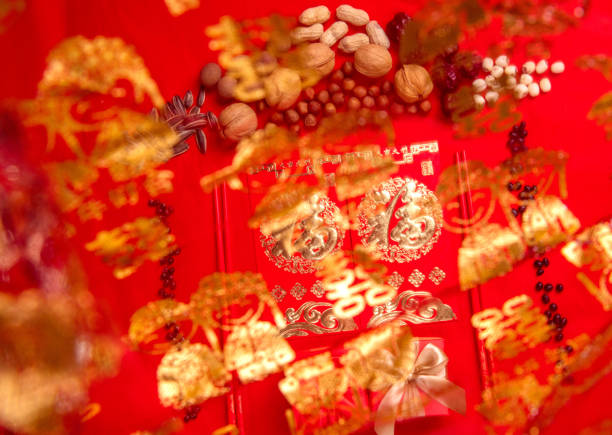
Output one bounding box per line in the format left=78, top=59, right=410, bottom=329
left=304, top=114, right=317, bottom=128
left=343, top=78, right=356, bottom=91
left=219, top=103, right=257, bottom=141
left=329, top=83, right=341, bottom=93
left=368, top=85, right=381, bottom=97
left=290, top=124, right=301, bottom=134
left=342, top=61, right=354, bottom=76
left=332, top=69, right=345, bottom=82
left=264, top=68, right=301, bottom=110
left=347, top=97, right=361, bottom=111
left=308, top=101, right=322, bottom=114
left=381, top=80, right=393, bottom=94
left=217, top=76, right=237, bottom=99
left=324, top=103, right=336, bottom=115
left=394, top=64, right=434, bottom=103
left=420, top=100, right=432, bottom=112
left=353, top=86, right=367, bottom=99
left=317, top=90, right=330, bottom=104
left=376, top=95, right=389, bottom=108
left=270, top=112, right=284, bottom=124
left=354, top=44, right=392, bottom=79
left=200, top=62, right=222, bottom=88
left=300, top=43, right=335, bottom=76
left=332, top=92, right=345, bottom=106
left=304, top=87, right=316, bottom=100
left=284, top=109, right=300, bottom=124
left=362, top=96, right=375, bottom=108
left=297, top=101, right=309, bottom=116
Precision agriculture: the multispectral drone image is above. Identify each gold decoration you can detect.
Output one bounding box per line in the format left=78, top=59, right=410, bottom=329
left=164, top=0, right=199, bottom=16
left=521, top=195, right=580, bottom=249
left=387, top=271, right=404, bottom=289
left=128, top=299, right=191, bottom=348
left=39, top=36, right=163, bottom=106
left=317, top=248, right=398, bottom=319
left=279, top=352, right=349, bottom=415
left=458, top=223, right=526, bottom=290
left=260, top=194, right=344, bottom=274
left=144, top=169, right=174, bottom=197
left=224, top=321, right=295, bottom=383
left=272, top=284, right=287, bottom=302
left=311, top=280, right=325, bottom=297
left=562, top=219, right=612, bottom=310
left=367, top=290, right=456, bottom=327
left=290, top=283, right=307, bottom=300
left=407, top=269, right=425, bottom=287
left=576, top=54, right=612, bottom=82
left=471, top=294, right=551, bottom=359
left=358, top=177, right=443, bottom=263
left=281, top=301, right=358, bottom=337
left=370, top=342, right=466, bottom=435
left=587, top=91, right=612, bottom=140
left=157, top=343, right=230, bottom=409
left=0, top=0, right=24, bottom=33
left=428, top=267, right=446, bottom=285
left=85, top=217, right=176, bottom=279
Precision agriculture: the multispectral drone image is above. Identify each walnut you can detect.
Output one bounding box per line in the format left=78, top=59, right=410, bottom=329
left=300, top=43, right=335, bottom=77
left=354, top=44, right=392, bottom=78
left=394, top=64, right=434, bottom=103
left=219, top=103, right=257, bottom=142
left=264, top=68, right=301, bottom=110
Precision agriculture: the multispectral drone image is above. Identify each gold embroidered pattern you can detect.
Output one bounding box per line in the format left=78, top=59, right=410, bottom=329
left=407, top=269, right=425, bottom=287
left=471, top=294, right=551, bottom=360
left=521, top=195, right=580, bottom=249
left=428, top=267, right=446, bottom=285
left=311, top=280, right=325, bottom=297
left=387, top=271, right=405, bottom=289
left=367, top=290, right=456, bottom=327
left=290, top=283, right=307, bottom=300
left=358, top=177, right=443, bottom=263
left=261, top=194, right=344, bottom=274
left=272, top=285, right=286, bottom=302
left=281, top=301, right=358, bottom=337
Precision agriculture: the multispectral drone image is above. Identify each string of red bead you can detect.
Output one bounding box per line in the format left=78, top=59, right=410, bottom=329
left=147, top=199, right=201, bottom=423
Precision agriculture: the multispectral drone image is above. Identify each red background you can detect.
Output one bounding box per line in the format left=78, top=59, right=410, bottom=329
left=1, top=0, right=612, bottom=433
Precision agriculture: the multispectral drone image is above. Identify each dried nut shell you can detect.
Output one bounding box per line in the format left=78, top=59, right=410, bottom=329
left=217, top=76, right=237, bottom=99
left=291, top=23, right=324, bottom=44
left=219, top=103, right=257, bottom=142
left=320, top=21, right=349, bottom=46
left=365, top=21, right=390, bottom=49
left=299, top=6, right=331, bottom=25
left=300, top=43, right=335, bottom=76
left=336, top=4, right=369, bottom=26
left=264, top=68, right=302, bottom=110
left=354, top=44, right=392, bottom=78
left=394, top=64, right=434, bottom=103
left=338, top=33, right=369, bottom=53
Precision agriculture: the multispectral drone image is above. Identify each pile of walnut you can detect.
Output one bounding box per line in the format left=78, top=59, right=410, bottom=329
left=201, top=5, right=435, bottom=140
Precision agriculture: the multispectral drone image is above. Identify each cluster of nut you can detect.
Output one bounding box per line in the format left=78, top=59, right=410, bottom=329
left=268, top=61, right=430, bottom=133
left=472, top=55, right=565, bottom=108
left=293, top=5, right=392, bottom=78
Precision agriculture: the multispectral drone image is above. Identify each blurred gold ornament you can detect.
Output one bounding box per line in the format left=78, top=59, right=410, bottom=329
left=157, top=343, right=230, bottom=409
left=224, top=321, right=295, bottom=383
left=279, top=352, right=349, bottom=415
left=164, top=0, right=199, bottom=16
left=458, top=223, right=526, bottom=290
left=85, top=217, right=176, bottom=279
left=521, top=195, right=580, bottom=249
left=39, top=36, right=163, bottom=105
left=471, top=294, right=550, bottom=359
left=562, top=219, right=612, bottom=310
left=128, top=299, right=191, bottom=348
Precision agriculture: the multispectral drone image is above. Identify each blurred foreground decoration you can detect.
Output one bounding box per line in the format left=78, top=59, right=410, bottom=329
left=577, top=55, right=612, bottom=140
left=0, top=121, right=121, bottom=433
left=437, top=148, right=580, bottom=289
left=562, top=219, right=612, bottom=310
